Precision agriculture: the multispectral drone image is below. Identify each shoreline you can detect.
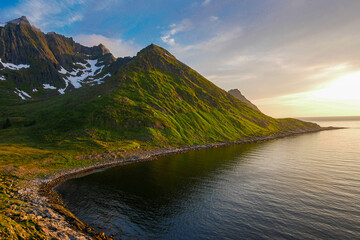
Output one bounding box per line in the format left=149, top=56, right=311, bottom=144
left=18, top=126, right=342, bottom=239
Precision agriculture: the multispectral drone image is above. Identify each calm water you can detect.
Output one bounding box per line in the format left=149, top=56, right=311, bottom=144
left=57, top=118, right=360, bottom=239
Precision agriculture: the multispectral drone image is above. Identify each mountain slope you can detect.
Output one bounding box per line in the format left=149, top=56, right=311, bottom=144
left=1, top=43, right=319, bottom=154
left=228, top=89, right=261, bottom=112
left=0, top=17, right=320, bottom=157
left=0, top=17, right=323, bottom=240
left=0, top=16, right=132, bottom=105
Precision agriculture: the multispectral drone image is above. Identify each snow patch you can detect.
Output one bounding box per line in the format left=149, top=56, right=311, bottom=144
left=14, top=88, right=31, bottom=100
left=58, top=66, right=68, bottom=74
left=88, top=73, right=111, bottom=85
left=33, top=88, right=38, bottom=92
left=58, top=80, right=68, bottom=95
left=60, top=59, right=105, bottom=89
left=43, top=84, right=56, bottom=89
left=58, top=88, right=66, bottom=94
left=0, top=58, right=30, bottom=70
left=0, top=76, right=5, bottom=81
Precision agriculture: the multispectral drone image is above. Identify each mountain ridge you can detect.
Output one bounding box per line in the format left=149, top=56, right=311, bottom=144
left=0, top=16, right=322, bottom=157
left=0, top=16, right=320, bottom=147
left=228, top=89, right=261, bottom=112
left=0, top=17, right=131, bottom=103
left=0, top=17, right=323, bottom=239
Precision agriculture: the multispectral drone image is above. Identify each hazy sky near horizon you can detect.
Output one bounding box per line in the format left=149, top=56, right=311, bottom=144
left=1, top=0, right=359, bottom=117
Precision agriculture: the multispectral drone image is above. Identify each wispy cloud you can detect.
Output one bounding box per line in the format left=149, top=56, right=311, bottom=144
left=74, top=34, right=139, bottom=57
left=0, top=0, right=85, bottom=29
left=209, top=16, right=219, bottom=22
left=169, top=27, right=242, bottom=57
left=161, top=19, right=193, bottom=46
left=202, top=0, right=211, bottom=6
left=0, top=0, right=359, bottom=117
left=164, top=1, right=360, bottom=110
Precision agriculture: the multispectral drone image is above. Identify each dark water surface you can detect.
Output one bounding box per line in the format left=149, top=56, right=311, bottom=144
left=57, top=119, right=360, bottom=239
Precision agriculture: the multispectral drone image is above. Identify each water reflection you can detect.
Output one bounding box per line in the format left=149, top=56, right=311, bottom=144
left=58, top=143, right=259, bottom=237
left=57, top=121, right=360, bottom=239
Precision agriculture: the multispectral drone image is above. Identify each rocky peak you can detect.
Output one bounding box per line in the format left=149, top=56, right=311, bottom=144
left=98, top=44, right=111, bottom=55
left=7, top=16, right=30, bottom=25
left=228, top=89, right=243, bottom=98
left=0, top=16, right=119, bottom=99
left=228, top=89, right=261, bottom=112
left=137, top=44, right=172, bottom=57
left=141, top=43, right=157, bottom=51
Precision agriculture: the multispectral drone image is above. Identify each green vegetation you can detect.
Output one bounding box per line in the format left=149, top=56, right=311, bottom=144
left=1, top=44, right=319, bottom=170
left=0, top=42, right=319, bottom=239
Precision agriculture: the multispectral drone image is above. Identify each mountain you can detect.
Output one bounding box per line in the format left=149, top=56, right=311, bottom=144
left=0, top=16, right=319, bottom=153
left=0, top=16, right=133, bottom=105
left=0, top=17, right=322, bottom=239
left=228, top=89, right=261, bottom=112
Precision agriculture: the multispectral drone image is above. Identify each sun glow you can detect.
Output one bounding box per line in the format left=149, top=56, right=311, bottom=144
left=310, top=71, right=360, bottom=100
left=255, top=71, right=360, bottom=117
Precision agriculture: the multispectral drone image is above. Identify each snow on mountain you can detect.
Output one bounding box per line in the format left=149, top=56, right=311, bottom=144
left=43, top=84, right=56, bottom=89
left=58, top=66, right=68, bottom=74
left=0, top=58, right=30, bottom=70
left=58, top=88, right=66, bottom=95
left=87, top=73, right=111, bottom=85
left=58, top=59, right=106, bottom=89
left=14, top=88, right=31, bottom=100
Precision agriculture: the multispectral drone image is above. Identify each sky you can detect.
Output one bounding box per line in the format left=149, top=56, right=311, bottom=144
left=0, top=0, right=359, bottom=117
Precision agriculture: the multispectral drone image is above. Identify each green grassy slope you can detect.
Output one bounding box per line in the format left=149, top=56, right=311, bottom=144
left=0, top=44, right=320, bottom=240
left=1, top=44, right=319, bottom=162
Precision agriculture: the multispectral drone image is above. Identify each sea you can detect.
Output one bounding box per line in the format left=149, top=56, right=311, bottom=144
left=56, top=116, right=360, bottom=239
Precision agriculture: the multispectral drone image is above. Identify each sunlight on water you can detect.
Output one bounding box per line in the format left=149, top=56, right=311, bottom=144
left=57, top=118, right=360, bottom=239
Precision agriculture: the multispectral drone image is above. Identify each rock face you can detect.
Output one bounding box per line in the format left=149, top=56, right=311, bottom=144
left=228, top=89, right=261, bottom=112
left=0, top=16, right=131, bottom=101
left=7, top=16, right=31, bottom=25
left=0, top=17, right=320, bottom=147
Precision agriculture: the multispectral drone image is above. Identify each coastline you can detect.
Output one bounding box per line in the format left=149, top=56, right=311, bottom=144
left=17, top=126, right=342, bottom=239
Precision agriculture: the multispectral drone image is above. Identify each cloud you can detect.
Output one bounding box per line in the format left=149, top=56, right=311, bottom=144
left=161, top=19, right=193, bottom=47
left=254, top=72, right=360, bottom=117
left=69, top=14, right=83, bottom=23
left=209, top=16, right=219, bottom=22
left=155, top=0, right=360, bottom=116
left=74, top=34, right=139, bottom=57
left=169, top=27, right=242, bottom=58
left=161, top=35, right=176, bottom=46
left=93, top=0, right=122, bottom=11
left=167, top=1, right=360, bottom=101
left=0, top=0, right=85, bottom=29
left=202, top=0, right=211, bottom=6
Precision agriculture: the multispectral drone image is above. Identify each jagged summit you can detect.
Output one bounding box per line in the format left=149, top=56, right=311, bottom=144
left=138, top=43, right=173, bottom=57
left=0, top=16, right=119, bottom=100
left=0, top=15, right=320, bottom=158
left=7, top=16, right=30, bottom=25
left=140, top=43, right=158, bottom=51
left=97, top=44, right=111, bottom=55
left=228, top=89, right=261, bottom=112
